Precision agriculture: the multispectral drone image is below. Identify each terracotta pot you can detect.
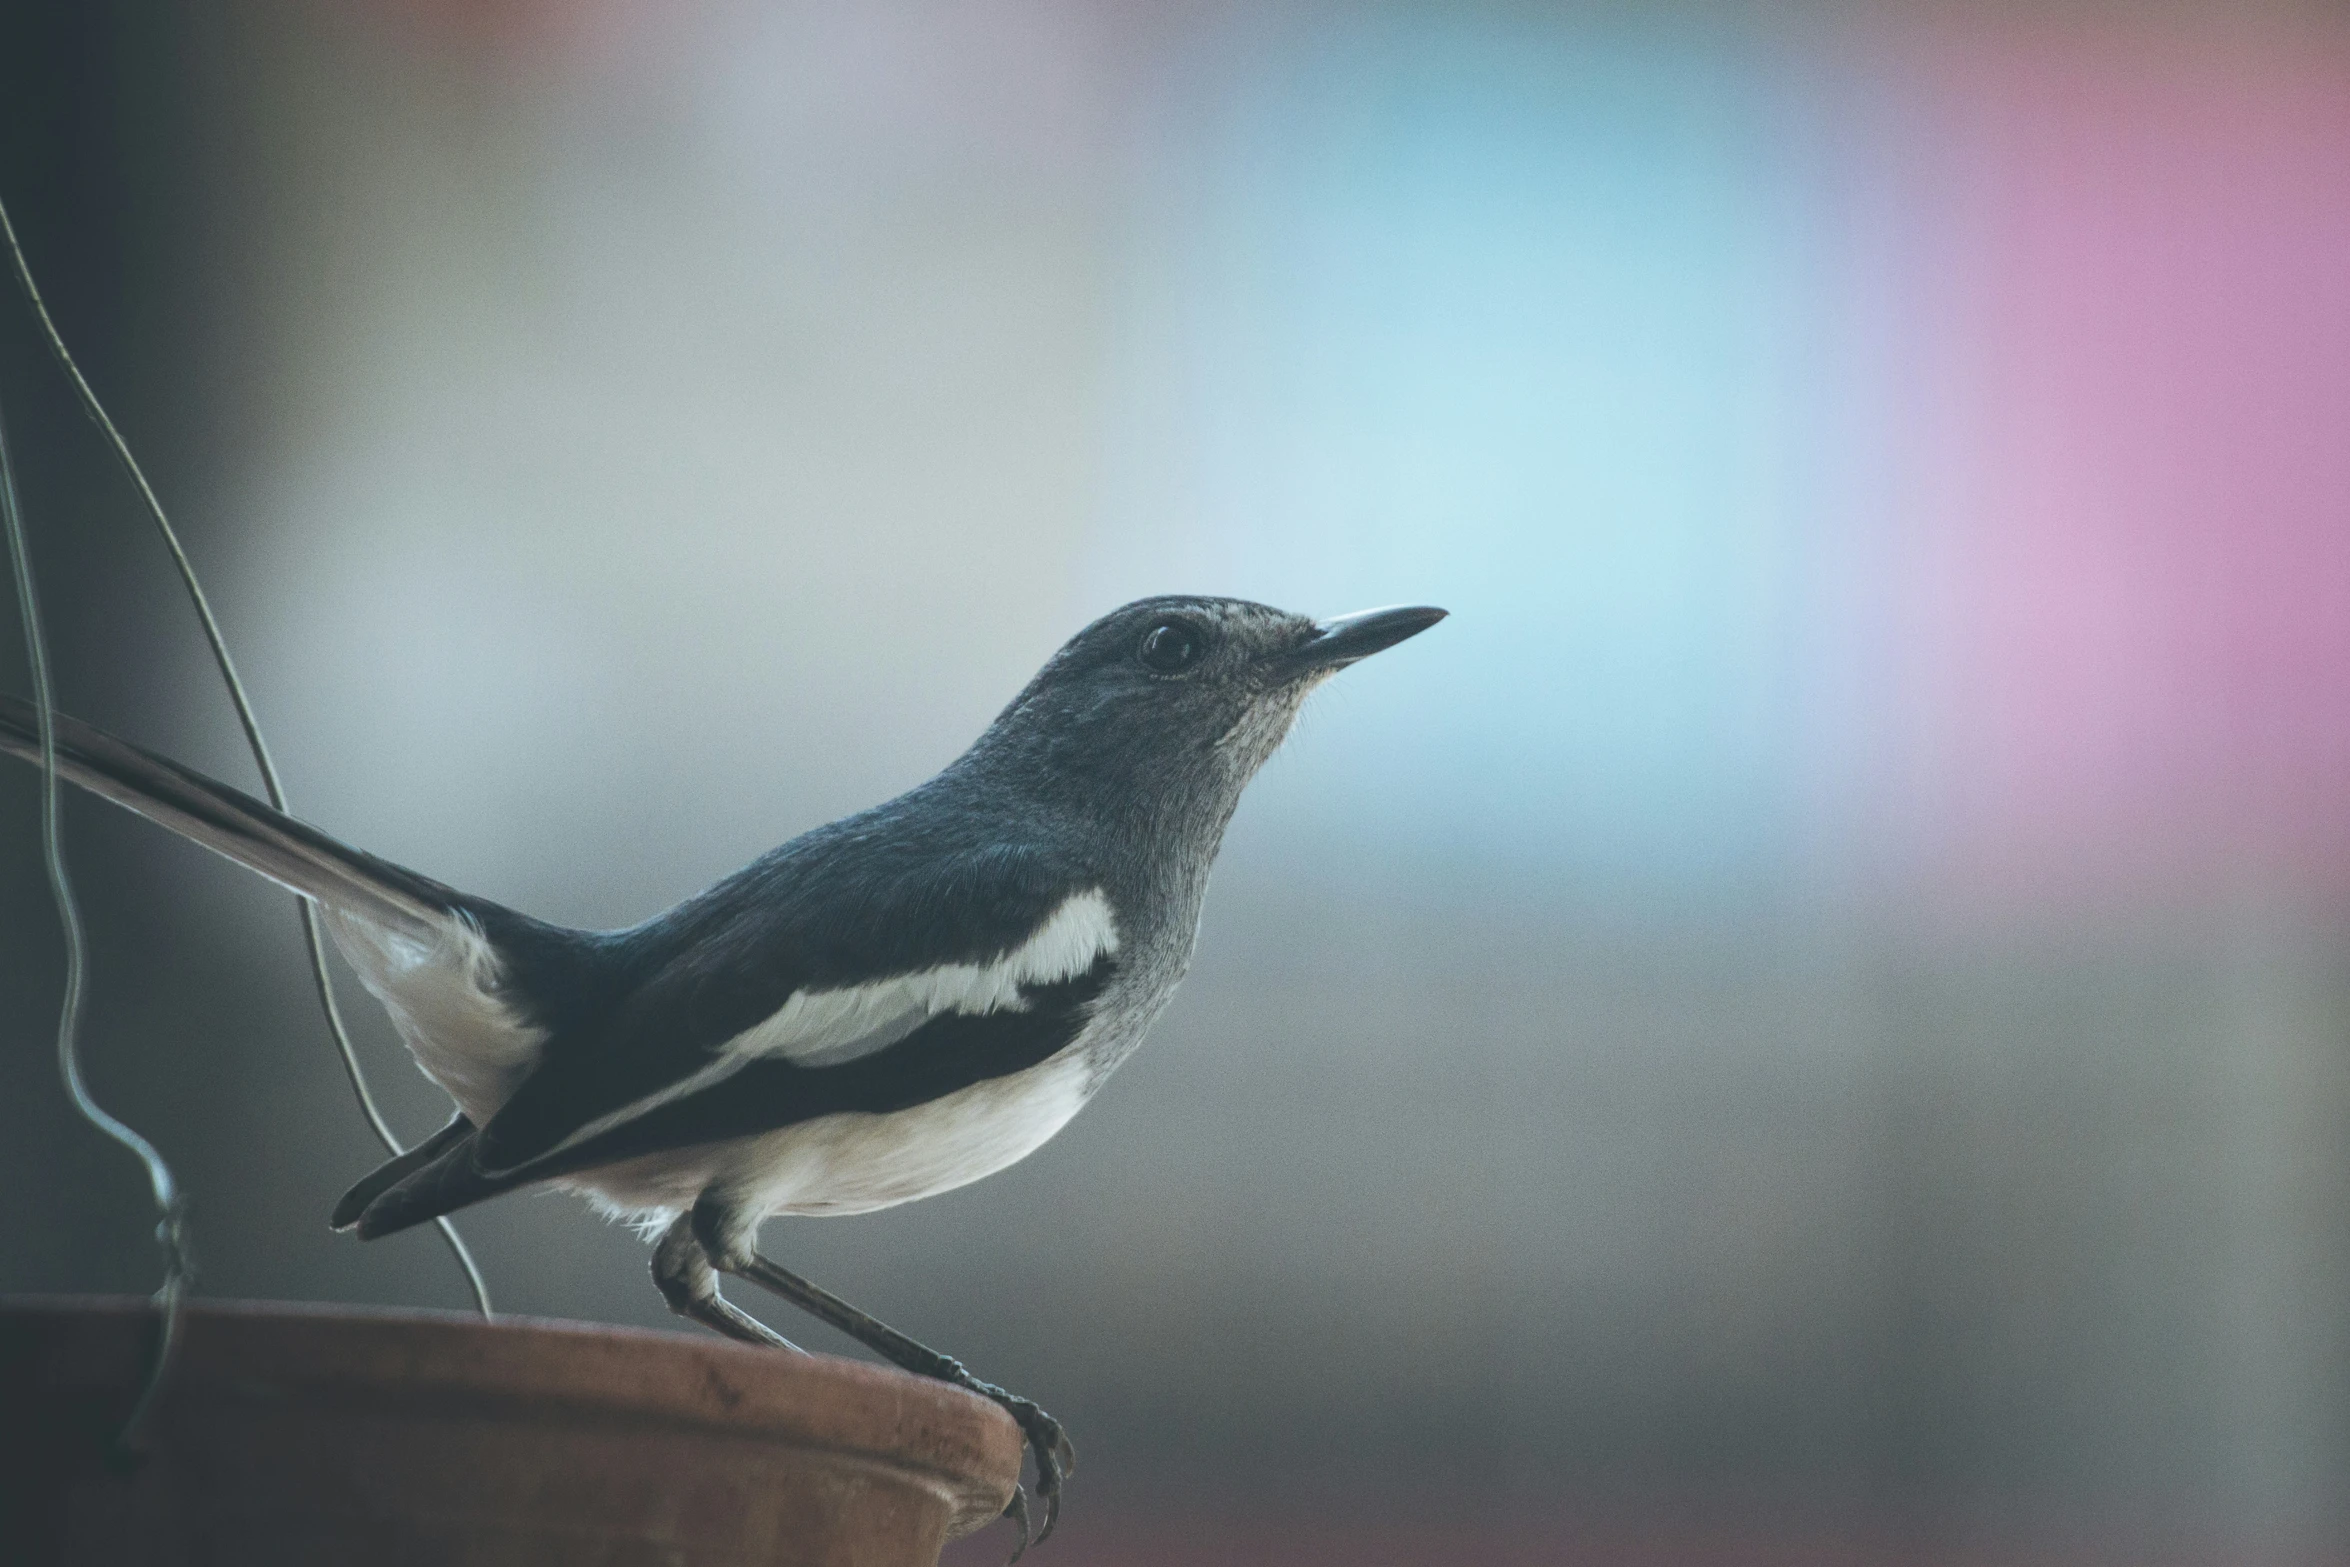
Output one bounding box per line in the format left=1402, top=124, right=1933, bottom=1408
left=0, top=1296, right=1024, bottom=1567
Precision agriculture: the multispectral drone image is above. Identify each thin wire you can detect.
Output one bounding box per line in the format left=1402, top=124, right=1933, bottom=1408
left=0, top=384, right=192, bottom=1455
left=0, top=194, right=491, bottom=1319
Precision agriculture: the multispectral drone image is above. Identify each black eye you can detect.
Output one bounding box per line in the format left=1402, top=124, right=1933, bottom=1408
left=1136, top=619, right=1203, bottom=674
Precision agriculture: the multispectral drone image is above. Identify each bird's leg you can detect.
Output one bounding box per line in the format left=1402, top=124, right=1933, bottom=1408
left=689, top=1199, right=1075, bottom=1556
left=651, top=1211, right=805, bottom=1352
left=729, top=1247, right=1078, bottom=1534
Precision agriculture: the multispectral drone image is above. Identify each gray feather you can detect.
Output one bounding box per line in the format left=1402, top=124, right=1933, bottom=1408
left=0, top=694, right=453, bottom=938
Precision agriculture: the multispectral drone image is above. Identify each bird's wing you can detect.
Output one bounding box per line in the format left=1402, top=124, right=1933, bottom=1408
left=471, top=838, right=1120, bottom=1177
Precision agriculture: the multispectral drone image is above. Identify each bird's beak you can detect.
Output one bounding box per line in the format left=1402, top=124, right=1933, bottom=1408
left=1276, top=604, right=1448, bottom=677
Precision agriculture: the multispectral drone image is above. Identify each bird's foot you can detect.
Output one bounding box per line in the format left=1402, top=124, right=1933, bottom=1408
left=777, top=1317, right=1075, bottom=1551
left=700, top=1231, right=1073, bottom=1555
left=651, top=1214, right=807, bottom=1352
left=1000, top=1484, right=1034, bottom=1559
left=963, top=1375, right=1074, bottom=1560
left=899, top=1356, right=1072, bottom=1559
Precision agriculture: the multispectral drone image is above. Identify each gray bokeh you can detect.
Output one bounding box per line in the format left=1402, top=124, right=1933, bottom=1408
left=3, top=4, right=2345, bottom=1561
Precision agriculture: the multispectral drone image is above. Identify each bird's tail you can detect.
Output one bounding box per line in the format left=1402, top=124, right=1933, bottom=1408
left=3, top=696, right=576, bottom=1239
left=328, top=1112, right=476, bottom=1230
left=341, top=1123, right=527, bottom=1239
left=0, top=693, right=461, bottom=937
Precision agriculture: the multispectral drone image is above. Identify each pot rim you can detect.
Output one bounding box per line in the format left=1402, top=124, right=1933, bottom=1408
left=3, top=1293, right=1026, bottom=1540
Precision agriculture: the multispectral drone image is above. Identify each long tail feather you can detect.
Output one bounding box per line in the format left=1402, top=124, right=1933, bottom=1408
left=329, top=1113, right=475, bottom=1231
left=0, top=693, right=457, bottom=936
left=354, top=1129, right=521, bottom=1238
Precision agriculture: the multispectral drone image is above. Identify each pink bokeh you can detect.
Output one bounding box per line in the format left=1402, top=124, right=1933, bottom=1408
left=1889, top=22, right=2350, bottom=900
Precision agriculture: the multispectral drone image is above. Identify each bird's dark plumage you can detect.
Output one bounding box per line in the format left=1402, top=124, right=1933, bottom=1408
left=0, top=595, right=1448, bottom=1241
left=2, top=594, right=1445, bottom=1554
left=325, top=1111, right=474, bottom=1230
left=471, top=836, right=1092, bottom=1177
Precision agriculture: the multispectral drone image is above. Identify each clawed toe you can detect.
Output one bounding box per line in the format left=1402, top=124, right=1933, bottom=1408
left=975, top=1384, right=1074, bottom=1557
left=999, top=1483, right=1034, bottom=1563
left=698, top=1235, right=1074, bottom=1558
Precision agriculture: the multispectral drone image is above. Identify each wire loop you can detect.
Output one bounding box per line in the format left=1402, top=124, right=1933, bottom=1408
left=0, top=190, right=492, bottom=1433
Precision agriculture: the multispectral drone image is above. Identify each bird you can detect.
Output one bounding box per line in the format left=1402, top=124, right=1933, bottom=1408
left=1, top=593, right=1444, bottom=1550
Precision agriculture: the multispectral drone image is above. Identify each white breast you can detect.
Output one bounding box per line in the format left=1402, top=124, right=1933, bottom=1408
left=732, top=1047, right=1095, bottom=1216
left=566, top=1046, right=1096, bottom=1226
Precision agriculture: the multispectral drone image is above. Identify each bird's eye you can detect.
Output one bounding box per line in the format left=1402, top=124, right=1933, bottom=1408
left=1136, top=619, right=1203, bottom=674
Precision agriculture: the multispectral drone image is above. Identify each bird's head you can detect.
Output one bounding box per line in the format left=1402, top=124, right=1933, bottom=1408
left=968, top=595, right=1446, bottom=823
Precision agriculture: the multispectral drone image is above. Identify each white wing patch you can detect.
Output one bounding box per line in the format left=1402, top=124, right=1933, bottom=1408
left=535, top=888, right=1119, bottom=1163
left=738, top=888, right=1120, bottom=1068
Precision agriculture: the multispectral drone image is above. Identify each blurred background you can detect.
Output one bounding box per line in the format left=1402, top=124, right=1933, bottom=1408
left=3, top=1, right=2348, bottom=1562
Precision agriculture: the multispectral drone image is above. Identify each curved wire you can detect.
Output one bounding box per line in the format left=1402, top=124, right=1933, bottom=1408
left=0, top=383, right=193, bottom=1454
left=0, top=194, right=491, bottom=1320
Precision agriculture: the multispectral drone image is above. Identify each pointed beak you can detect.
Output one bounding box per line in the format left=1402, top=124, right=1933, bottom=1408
left=1276, top=604, right=1448, bottom=677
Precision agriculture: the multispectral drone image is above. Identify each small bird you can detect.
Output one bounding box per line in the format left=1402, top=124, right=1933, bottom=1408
left=1, top=594, right=1443, bottom=1547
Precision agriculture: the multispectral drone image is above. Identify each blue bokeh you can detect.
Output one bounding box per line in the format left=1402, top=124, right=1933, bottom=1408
left=1091, top=15, right=1870, bottom=893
